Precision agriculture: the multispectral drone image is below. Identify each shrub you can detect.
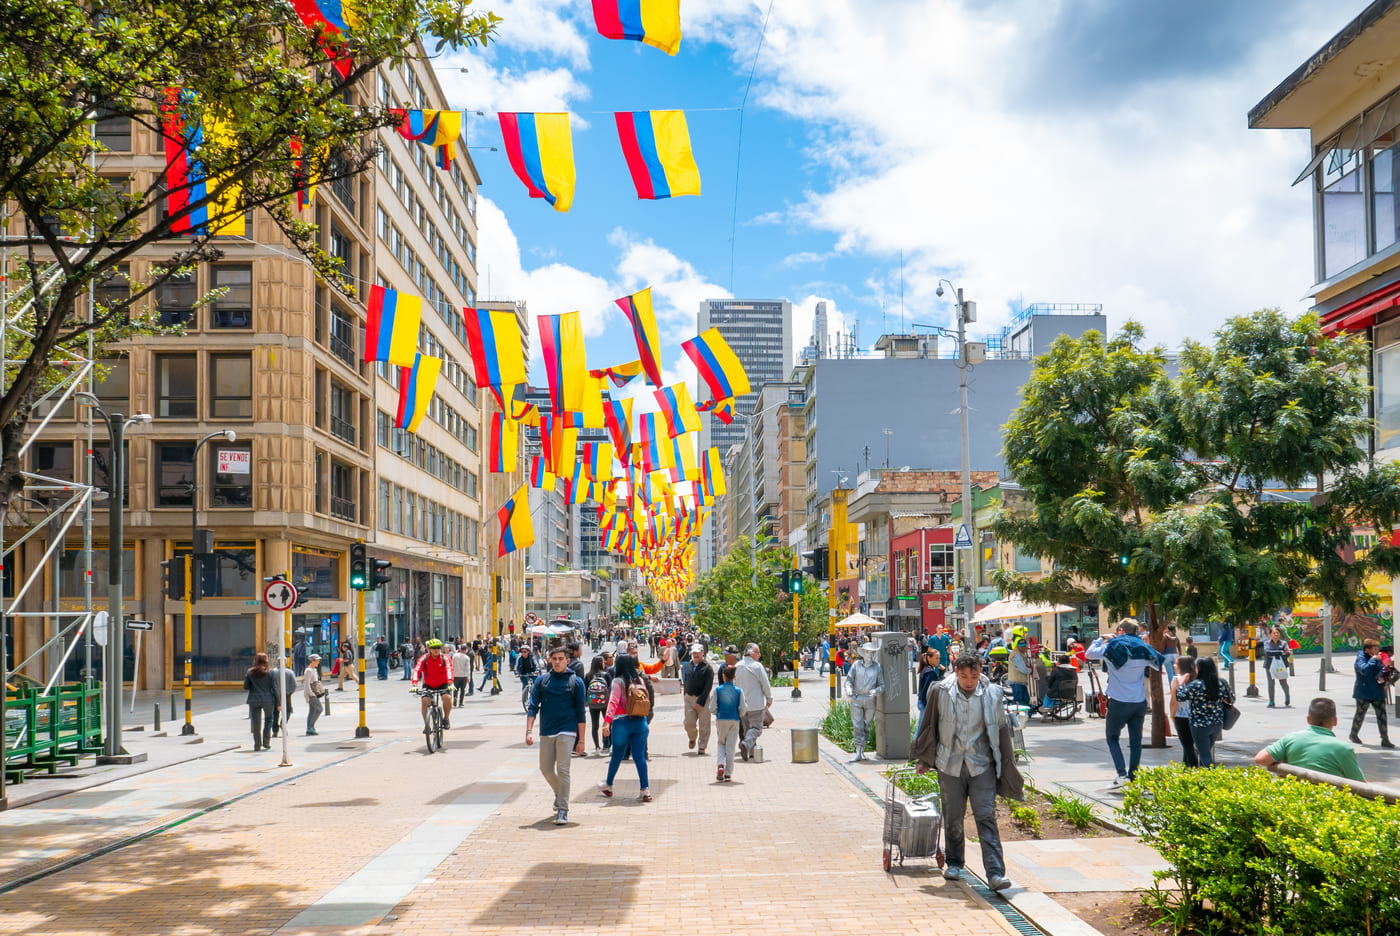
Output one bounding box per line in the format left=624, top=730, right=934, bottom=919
left=884, top=763, right=940, bottom=798
left=1121, top=765, right=1400, bottom=936
left=1009, top=802, right=1041, bottom=834
left=1047, top=790, right=1095, bottom=830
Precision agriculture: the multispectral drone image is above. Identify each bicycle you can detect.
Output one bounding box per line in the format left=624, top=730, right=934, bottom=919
left=519, top=672, right=537, bottom=712
left=417, top=686, right=450, bottom=754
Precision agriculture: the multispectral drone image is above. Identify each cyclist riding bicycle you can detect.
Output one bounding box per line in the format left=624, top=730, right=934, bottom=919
left=412, top=638, right=454, bottom=729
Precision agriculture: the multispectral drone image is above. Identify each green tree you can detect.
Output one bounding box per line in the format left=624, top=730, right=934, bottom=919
left=617, top=590, right=639, bottom=621
left=689, top=537, right=828, bottom=670
left=0, top=0, right=498, bottom=501
left=992, top=311, right=1400, bottom=747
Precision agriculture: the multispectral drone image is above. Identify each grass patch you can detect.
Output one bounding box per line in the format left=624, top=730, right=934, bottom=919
left=1009, top=802, right=1042, bottom=834
left=819, top=701, right=873, bottom=753
left=1047, top=790, right=1095, bottom=830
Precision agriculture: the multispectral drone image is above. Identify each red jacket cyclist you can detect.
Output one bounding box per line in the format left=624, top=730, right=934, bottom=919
left=412, top=639, right=455, bottom=729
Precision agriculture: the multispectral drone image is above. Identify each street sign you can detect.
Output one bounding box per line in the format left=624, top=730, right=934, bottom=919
left=217, top=448, right=251, bottom=474
left=125, top=619, right=155, bottom=631
left=263, top=579, right=299, bottom=612
left=524, top=611, right=540, bottom=625
left=92, top=610, right=109, bottom=644
left=954, top=524, right=973, bottom=549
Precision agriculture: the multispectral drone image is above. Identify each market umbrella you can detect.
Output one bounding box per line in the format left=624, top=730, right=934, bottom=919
left=972, top=596, right=1073, bottom=624
left=834, top=612, right=883, bottom=630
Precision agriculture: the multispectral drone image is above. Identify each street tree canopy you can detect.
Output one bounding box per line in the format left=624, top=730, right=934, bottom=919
left=992, top=310, right=1400, bottom=744
left=0, top=0, right=499, bottom=501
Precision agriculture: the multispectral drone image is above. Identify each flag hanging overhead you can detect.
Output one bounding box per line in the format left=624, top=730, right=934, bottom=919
left=696, top=396, right=735, bottom=425
left=591, top=0, right=681, bottom=55
left=530, top=456, right=555, bottom=491
left=539, top=311, right=587, bottom=413
left=395, top=354, right=441, bottom=434
left=393, top=109, right=463, bottom=170
left=365, top=285, right=422, bottom=366
left=615, top=111, right=700, bottom=200
left=289, top=0, right=356, bottom=79
left=653, top=382, right=700, bottom=438
left=614, top=287, right=664, bottom=386
left=604, top=396, right=633, bottom=453
left=700, top=446, right=726, bottom=498
left=497, top=485, right=535, bottom=556
left=683, top=327, right=751, bottom=401
left=463, top=307, right=527, bottom=390
left=160, top=89, right=243, bottom=236
left=489, top=412, right=518, bottom=473
left=498, top=113, right=575, bottom=212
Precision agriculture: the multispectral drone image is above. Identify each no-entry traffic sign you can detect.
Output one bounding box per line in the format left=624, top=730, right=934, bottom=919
left=264, top=579, right=299, bottom=612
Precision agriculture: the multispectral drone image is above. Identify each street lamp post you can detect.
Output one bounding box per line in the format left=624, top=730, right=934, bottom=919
left=77, top=393, right=152, bottom=764
left=182, top=429, right=236, bottom=735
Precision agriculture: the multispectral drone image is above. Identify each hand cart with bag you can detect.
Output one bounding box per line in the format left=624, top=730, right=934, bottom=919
left=881, top=766, right=944, bottom=872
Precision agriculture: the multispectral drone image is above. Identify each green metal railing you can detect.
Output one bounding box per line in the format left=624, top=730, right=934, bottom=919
left=4, top=683, right=102, bottom=782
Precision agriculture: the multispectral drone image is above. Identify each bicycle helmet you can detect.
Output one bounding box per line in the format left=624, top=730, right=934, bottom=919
left=425, top=638, right=443, bottom=648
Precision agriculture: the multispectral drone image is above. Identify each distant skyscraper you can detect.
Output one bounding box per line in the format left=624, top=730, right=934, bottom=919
left=696, top=298, right=793, bottom=571
left=814, top=301, right=829, bottom=359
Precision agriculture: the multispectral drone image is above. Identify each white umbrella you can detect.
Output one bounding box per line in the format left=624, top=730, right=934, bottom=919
left=834, top=612, right=883, bottom=630
left=972, top=596, right=1073, bottom=624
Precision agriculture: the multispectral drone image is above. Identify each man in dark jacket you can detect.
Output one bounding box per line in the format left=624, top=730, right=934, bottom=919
left=681, top=644, right=715, bottom=754
left=1351, top=639, right=1395, bottom=747
left=525, top=646, right=586, bottom=825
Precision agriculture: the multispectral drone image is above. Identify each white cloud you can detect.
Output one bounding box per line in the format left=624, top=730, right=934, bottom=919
left=693, top=0, right=1345, bottom=346
left=435, top=56, right=590, bottom=121
left=790, top=294, right=845, bottom=363
left=610, top=229, right=730, bottom=343
left=468, top=0, right=592, bottom=67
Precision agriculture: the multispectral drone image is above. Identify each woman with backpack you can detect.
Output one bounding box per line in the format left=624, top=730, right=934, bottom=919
left=600, top=654, right=652, bottom=801
left=585, top=655, right=613, bottom=754
left=243, top=652, right=278, bottom=751
left=1175, top=657, right=1233, bottom=767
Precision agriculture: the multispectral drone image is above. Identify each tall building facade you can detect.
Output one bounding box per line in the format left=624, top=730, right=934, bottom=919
left=9, top=49, right=513, bottom=687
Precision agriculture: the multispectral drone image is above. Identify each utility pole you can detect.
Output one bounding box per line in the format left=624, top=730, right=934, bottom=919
left=954, top=285, right=977, bottom=643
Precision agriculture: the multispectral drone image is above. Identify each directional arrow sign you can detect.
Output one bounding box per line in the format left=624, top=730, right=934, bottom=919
left=125, top=619, right=155, bottom=631
left=263, top=579, right=299, bottom=612
left=954, top=524, right=973, bottom=549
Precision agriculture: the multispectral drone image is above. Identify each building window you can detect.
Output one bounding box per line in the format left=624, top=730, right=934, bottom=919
left=210, top=264, right=252, bottom=328
left=329, top=382, right=356, bottom=444
left=293, top=545, right=342, bottom=599
left=183, top=613, right=257, bottom=682
left=92, top=441, right=129, bottom=505
left=465, top=471, right=477, bottom=499
left=379, top=480, right=391, bottom=531
left=1372, top=130, right=1400, bottom=256
left=330, top=225, right=352, bottom=270
left=156, top=353, right=197, bottom=418
left=1321, top=148, right=1366, bottom=278
left=33, top=442, right=75, bottom=481
left=314, top=451, right=325, bottom=514
left=465, top=424, right=478, bottom=452
left=1375, top=325, right=1400, bottom=453
left=330, top=305, right=356, bottom=366
left=406, top=492, right=417, bottom=538
left=177, top=540, right=257, bottom=597
left=210, top=354, right=252, bottom=419
left=61, top=544, right=136, bottom=599
left=393, top=484, right=404, bottom=533
left=330, top=460, right=356, bottom=522
left=156, top=442, right=195, bottom=506
left=94, top=105, right=131, bottom=152
left=94, top=265, right=130, bottom=322
left=155, top=265, right=198, bottom=327
left=209, top=443, right=253, bottom=507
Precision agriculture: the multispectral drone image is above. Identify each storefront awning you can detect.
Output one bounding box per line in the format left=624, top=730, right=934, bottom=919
left=1321, top=283, right=1400, bottom=335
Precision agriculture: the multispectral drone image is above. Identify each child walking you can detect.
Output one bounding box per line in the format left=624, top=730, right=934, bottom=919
left=709, top=665, right=743, bottom=782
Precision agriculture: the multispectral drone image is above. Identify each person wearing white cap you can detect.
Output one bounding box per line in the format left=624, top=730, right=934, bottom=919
left=303, top=654, right=326, bottom=736
left=681, top=643, right=714, bottom=754
left=846, top=642, right=885, bottom=761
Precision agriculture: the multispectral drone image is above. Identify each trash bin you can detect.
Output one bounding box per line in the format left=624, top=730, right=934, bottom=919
left=791, top=727, right=819, bottom=763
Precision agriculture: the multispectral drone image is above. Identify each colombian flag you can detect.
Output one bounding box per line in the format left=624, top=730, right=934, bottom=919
left=636, top=413, right=673, bottom=472
left=392, top=109, right=462, bottom=170
left=395, top=354, right=441, bottom=433
left=592, top=359, right=645, bottom=387
left=683, top=328, right=751, bottom=402
left=497, top=485, right=534, bottom=557
left=700, top=446, right=726, bottom=498
left=538, top=311, right=587, bottom=413
left=604, top=397, right=633, bottom=453
left=670, top=435, right=699, bottom=482
left=160, top=89, right=243, bottom=236
left=489, top=412, right=517, bottom=473
left=697, top=396, right=736, bottom=425
left=289, top=0, right=356, bottom=79
left=653, top=382, right=701, bottom=438
left=584, top=441, right=615, bottom=483
left=530, top=456, right=555, bottom=492
left=463, top=307, right=527, bottom=390
left=615, top=111, right=700, bottom=200
left=498, top=113, right=575, bottom=212
left=614, top=287, right=664, bottom=386
left=366, top=285, right=421, bottom=366
left=591, top=0, right=681, bottom=55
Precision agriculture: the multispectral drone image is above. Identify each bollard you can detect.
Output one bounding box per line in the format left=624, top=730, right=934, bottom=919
left=170, top=693, right=176, bottom=721
left=154, top=703, right=162, bottom=733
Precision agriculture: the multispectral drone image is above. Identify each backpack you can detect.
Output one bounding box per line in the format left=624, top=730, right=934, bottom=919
left=587, top=675, right=609, bottom=709
left=625, top=680, right=651, bottom=718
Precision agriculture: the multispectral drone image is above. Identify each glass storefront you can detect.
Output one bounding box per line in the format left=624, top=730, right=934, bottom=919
left=182, top=613, right=257, bottom=681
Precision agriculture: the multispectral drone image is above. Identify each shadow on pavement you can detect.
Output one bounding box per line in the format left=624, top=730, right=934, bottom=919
left=291, top=797, right=380, bottom=808
left=474, top=862, right=642, bottom=926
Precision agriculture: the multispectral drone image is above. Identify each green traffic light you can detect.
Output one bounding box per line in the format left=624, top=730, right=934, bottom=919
left=791, top=576, right=803, bottom=594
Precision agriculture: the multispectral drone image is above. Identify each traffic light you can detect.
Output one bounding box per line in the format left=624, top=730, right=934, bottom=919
left=790, top=572, right=803, bottom=595
left=802, top=547, right=828, bottom=581
left=1120, top=554, right=1131, bottom=568
left=371, top=558, right=392, bottom=589
left=350, top=542, right=367, bottom=590
left=494, top=574, right=502, bottom=603
left=160, top=559, right=181, bottom=600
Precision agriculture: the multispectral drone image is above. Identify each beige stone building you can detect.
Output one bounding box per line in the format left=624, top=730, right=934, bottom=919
left=8, top=52, right=524, bottom=688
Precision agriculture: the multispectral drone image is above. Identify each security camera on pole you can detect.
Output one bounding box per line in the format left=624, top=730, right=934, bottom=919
left=934, top=279, right=980, bottom=644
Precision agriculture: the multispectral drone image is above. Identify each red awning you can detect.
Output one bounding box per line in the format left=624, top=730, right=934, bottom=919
left=1321, top=282, right=1400, bottom=335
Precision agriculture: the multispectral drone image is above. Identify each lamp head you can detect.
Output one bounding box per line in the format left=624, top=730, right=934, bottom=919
left=935, top=284, right=944, bottom=298
left=75, top=391, right=100, bottom=408
left=130, top=413, right=153, bottom=424
left=222, top=430, right=237, bottom=442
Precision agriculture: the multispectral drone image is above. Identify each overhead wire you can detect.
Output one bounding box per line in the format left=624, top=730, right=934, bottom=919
left=728, top=0, right=777, bottom=297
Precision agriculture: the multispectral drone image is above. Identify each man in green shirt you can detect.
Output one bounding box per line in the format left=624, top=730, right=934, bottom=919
left=1254, top=697, right=1365, bottom=782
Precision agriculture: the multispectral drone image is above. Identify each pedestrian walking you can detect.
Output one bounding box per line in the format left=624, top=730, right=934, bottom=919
left=818, top=637, right=829, bottom=676
left=916, top=648, right=943, bottom=713
left=1217, top=622, right=1234, bottom=668
left=600, top=653, right=652, bottom=801
left=585, top=655, right=613, bottom=753
left=243, top=652, right=278, bottom=752
left=1085, top=619, right=1164, bottom=790
left=1262, top=625, right=1292, bottom=708
left=303, top=654, right=326, bottom=735
left=911, top=652, right=1021, bottom=892
left=337, top=639, right=358, bottom=691
left=1007, top=642, right=1032, bottom=708
left=525, top=646, right=587, bottom=825
left=293, top=638, right=308, bottom=675
left=478, top=642, right=496, bottom=692
left=400, top=637, right=414, bottom=680
left=271, top=661, right=297, bottom=738
left=709, top=664, right=742, bottom=781
left=681, top=643, right=714, bottom=754
left=1350, top=639, right=1396, bottom=748
left=373, top=636, right=390, bottom=680
left=734, top=643, right=773, bottom=761
left=568, top=642, right=585, bottom=680
left=1175, top=657, right=1233, bottom=767
left=1256, top=697, right=1366, bottom=779
left=1169, top=656, right=1198, bottom=768
left=846, top=641, right=885, bottom=762
left=452, top=644, right=474, bottom=705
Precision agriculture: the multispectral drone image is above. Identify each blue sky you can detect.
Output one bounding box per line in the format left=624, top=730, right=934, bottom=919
left=435, top=0, right=1363, bottom=388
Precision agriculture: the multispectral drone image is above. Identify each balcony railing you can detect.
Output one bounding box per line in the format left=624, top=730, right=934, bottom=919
left=330, top=495, right=356, bottom=522
left=330, top=415, right=356, bottom=445
left=329, top=331, right=355, bottom=367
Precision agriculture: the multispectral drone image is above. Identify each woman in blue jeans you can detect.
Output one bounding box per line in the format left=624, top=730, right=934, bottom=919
left=600, top=654, right=652, bottom=801
left=1176, top=657, right=1233, bottom=767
